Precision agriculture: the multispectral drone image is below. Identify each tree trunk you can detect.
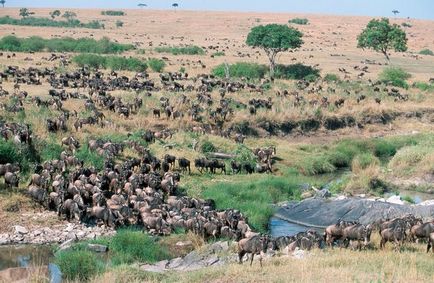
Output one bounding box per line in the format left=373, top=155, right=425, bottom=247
left=382, top=50, right=390, bottom=62
left=266, top=50, right=278, bottom=79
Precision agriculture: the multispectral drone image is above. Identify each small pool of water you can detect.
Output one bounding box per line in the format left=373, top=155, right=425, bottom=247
left=269, top=217, right=323, bottom=237
left=0, top=245, right=61, bottom=283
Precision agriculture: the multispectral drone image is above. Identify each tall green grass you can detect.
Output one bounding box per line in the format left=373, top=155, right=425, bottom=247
left=55, top=250, right=104, bottom=281
left=155, top=45, right=205, bottom=55
left=379, top=67, right=411, bottom=89
left=0, top=35, right=133, bottom=53
left=203, top=175, right=302, bottom=232
left=0, top=16, right=104, bottom=29
left=73, top=54, right=147, bottom=71
left=75, top=143, right=105, bottom=171
left=147, top=58, right=166, bottom=72
left=212, top=62, right=268, bottom=79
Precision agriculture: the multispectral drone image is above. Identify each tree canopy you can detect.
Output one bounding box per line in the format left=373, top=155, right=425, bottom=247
left=50, top=10, right=61, bottom=19
left=357, top=18, right=407, bottom=61
left=246, top=24, right=303, bottom=78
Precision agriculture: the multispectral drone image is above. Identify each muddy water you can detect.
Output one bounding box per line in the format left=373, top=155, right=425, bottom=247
left=0, top=245, right=61, bottom=283
left=269, top=217, right=322, bottom=237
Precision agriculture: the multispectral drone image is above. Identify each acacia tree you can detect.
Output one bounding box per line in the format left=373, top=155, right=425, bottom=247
left=357, top=18, right=407, bottom=61
left=246, top=24, right=303, bottom=78
left=50, top=9, right=61, bottom=19
left=62, top=11, right=77, bottom=21
left=0, top=0, right=6, bottom=8
left=172, top=3, right=179, bottom=11
left=392, top=10, right=400, bottom=17
left=138, top=3, right=147, bottom=8
left=19, top=8, right=34, bottom=18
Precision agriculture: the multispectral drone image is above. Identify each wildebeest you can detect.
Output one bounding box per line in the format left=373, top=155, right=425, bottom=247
left=427, top=232, right=434, bottom=253
left=380, top=227, right=406, bottom=251
left=238, top=235, right=270, bottom=267
left=178, top=157, right=191, bottom=173
left=342, top=224, right=372, bottom=250
left=410, top=221, right=434, bottom=242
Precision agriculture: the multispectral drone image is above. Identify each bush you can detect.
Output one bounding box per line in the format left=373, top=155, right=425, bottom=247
left=289, top=18, right=309, bottom=25
left=155, top=45, right=205, bottom=55
left=201, top=140, right=216, bottom=153
left=101, top=10, right=125, bottom=16
left=0, top=35, right=133, bottom=53
left=0, top=139, right=39, bottom=174
left=233, top=144, right=257, bottom=165
left=0, top=16, right=104, bottom=29
left=324, top=73, right=340, bottom=83
left=379, top=67, right=411, bottom=89
left=39, top=141, right=63, bottom=161
left=147, top=58, right=166, bottom=72
left=73, top=54, right=148, bottom=71
left=352, top=153, right=380, bottom=171
left=413, top=81, right=434, bottom=92
left=110, top=230, right=169, bottom=265
left=419, top=49, right=434, bottom=56
left=274, top=64, right=320, bottom=80
left=401, top=22, right=412, bottom=28
left=212, top=51, right=225, bottom=57
left=55, top=250, right=103, bottom=281
left=212, top=62, right=268, bottom=79
left=115, top=20, right=124, bottom=28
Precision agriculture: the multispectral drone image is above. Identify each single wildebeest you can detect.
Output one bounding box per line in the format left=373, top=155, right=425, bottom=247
left=380, top=227, right=406, bottom=251
left=230, top=160, right=241, bottom=174
left=164, top=154, right=176, bottom=168
left=4, top=172, right=19, bottom=188
left=342, top=224, right=372, bottom=250
left=238, top=235, right=270, bottom=267
left=410, top=222, right=434, bottom=242
left=178, top=157, right=191, bottom=173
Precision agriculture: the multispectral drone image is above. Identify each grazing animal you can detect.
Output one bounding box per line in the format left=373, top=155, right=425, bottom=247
left=238, top=235, right=269, bottom=267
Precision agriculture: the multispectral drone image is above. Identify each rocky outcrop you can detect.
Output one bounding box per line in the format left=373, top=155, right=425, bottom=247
left=276, top=197, right=434, bottom=228
left=0, top=223, right=115, bottom=245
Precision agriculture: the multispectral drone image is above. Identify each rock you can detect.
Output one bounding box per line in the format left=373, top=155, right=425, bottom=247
left=86, top=232, right=96, bottom=240
left=14, top=225, right=28, bottom=235
left=316, top=189, right=331, bottom=199
left=301, top=191, right=314, bottom=199
left=58, top=238, right=75, bottom=251
left=76, top=231, right=86, bottom=238
left=206, top=256, right=219, bottom=266
left=418, top=199, right=434, bottom=206
left=386, top=195, right=404, bottom=205
left=87, top=244, right=108, bottom=253
left=175, top=240, right=193, bottom=248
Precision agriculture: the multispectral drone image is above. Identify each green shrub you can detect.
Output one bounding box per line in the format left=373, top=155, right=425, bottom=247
left=55, top=250, right=103, bottom=281
left=401, top=195, right=415, bottom=204
left=0, top=140, right=19, bottom=165
left=147, top=58, right=166, bottom=72
left=212, top=62, right=268, bottom=79
left=401, top=22, right=412, bottom=28
left=0, top=16, right=104, bottom=29
left=233, top=144, right=257, bottom=165
left=413, top=81, right=434, bottom=92
left=201, top=140, right=216, bottom=153
left=73, top=54, right=147, bottom=71
left=289, top=18, right=309, bottom=25
left=0, top=139, right=39, bottom=174
left=0, top=35, right=133, bottom=53
left=115, top=20, right=124, bottom=28
left=419, top=49, right=434, bottom=56
left=101, top=10, right=125, bottom=16
left=155, top=45, right=205, bottom=55
left=274, top=64, right=320, bottom=80
left=110, top=230, right=169, bottom=265
left=212, top=51, right=225, bottom=57
left=324, top=73, right=340, bottom=83
left=379, top=67, right=411, bottom=89
left=39, top=141, right=63, bottom=161
left=299, top=155, right=336, bottom=175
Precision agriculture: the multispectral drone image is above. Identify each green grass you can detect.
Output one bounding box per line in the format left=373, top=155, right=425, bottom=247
left=0, top=139, right=39, bottom=174
left=324, top=73, right=341, bottom=83
left=379, top=67, right=411, bottom=89
left=0, top=16, right=104, bottom=29
left=413, top=81, right=434, bottom=92
left=101, top=10, right=125, bottom=16
left=147, top=58, right=166, bottom=72
left=75, top=143, right=105, bottom=171
left=212, top=51, right=225, bottom=57
left=419, top=48, right=433, bottom=56
left=73, top=54, right=147, bottom=71
left=109, top=229, right=170, bottom=265
left=155, top=45, right=205, bottom=55
left=212, top=62, right=268, bottom=79
left=202, top=172, right=303, bottom=232
left=55, top=250, right=104, bottom=281
left=289, top=18, right=309, bottom=25
left=0, top=35, right=134, bottom=53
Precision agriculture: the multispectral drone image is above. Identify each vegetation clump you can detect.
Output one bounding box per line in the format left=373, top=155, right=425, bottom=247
left=147, top=58, right=166, bottom=72
left=212, top=62, right=267, bottom=79
left=379, top=67, right=411, bottom=89
left=0, top=15, right=105, bottom=29
left=419, top=48, right=434, bottom=56
left=101, top=10, right=126, bottom=16
left=0, top=35, right=133, bottom=53
left=73, top=54, right=148, bottom=72
left=289, top=18, right=309, bottom=25
left=155, top=45, right=205, bottom=55
left=55, top=250, right=103, bottom=281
